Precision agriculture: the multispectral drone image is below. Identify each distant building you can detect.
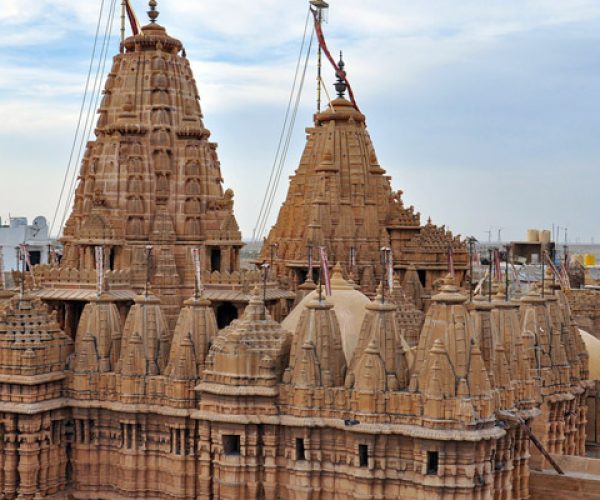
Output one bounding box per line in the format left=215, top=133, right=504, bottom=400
left=0, top=216, right=51, bottom=270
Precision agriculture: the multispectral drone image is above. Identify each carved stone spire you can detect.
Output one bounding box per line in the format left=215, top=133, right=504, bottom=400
left=286, top=298, right=347, bottom=388
left=202, top=286, right=292, bottom=387
left=73, top=294, right=122, bottom=373
left=55, top=2, right=243, bottom=324
left=116, top=293, right=171, bottom=377
left=260, top=63, right=466, bottom=293
left=165, top=294, right=218, bottom=378
left=346, top=293, right=409, bottom=392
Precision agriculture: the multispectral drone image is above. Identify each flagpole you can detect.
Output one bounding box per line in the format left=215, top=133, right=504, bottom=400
left=121, top=1, right=126, bottom=43
left=310, top=1, right=329, bottom=112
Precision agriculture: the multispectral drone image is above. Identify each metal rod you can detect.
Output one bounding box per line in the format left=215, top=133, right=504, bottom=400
left=316, top=9, right=323, bottom=111
left=318, top=251, right=323, bottom=303
left=505, top=245, right=510, bottom=301
left=488, top=249, right=493, bottom=302
left=521, top=422, right=564, bottom=475
left=19, top=246, right=25, bottom=299
left=541, top=250, right=546, bottom=298
left=121, top=0, right=126, bottom=43
left=144, top=245, right=153, bottom=298
left=307, top=242, right=313, bottom=282
left=468, top=239, right=474, bottom=302
left=263, top=264, right=268, bottom=319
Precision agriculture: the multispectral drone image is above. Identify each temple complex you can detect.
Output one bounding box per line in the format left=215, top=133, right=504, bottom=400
left=0, top=1, right=596, bottom=499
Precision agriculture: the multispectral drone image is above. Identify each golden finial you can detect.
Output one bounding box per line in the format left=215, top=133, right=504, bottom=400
left=148, top=0, right=159, bottom=23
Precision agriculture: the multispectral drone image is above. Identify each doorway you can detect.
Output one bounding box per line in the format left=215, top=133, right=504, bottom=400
left=216, top=303, right=238, bottom=329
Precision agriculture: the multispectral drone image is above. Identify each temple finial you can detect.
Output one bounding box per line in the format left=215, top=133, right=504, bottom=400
left=334, top=51, right=347, bottom=99
left=148, top=0, right=159, bottom=23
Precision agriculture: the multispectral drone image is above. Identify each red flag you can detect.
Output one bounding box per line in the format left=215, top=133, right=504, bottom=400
left=125, top=0, right=141, bottom=36
left=310, top=8, right=360, bottom=112
left=319, top=246, right=332, bottom=296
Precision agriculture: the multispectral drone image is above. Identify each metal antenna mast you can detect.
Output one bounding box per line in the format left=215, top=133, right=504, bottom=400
left=310, top=0, right=329, bottom=112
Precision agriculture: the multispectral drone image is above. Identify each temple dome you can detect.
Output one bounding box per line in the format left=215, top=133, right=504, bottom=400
left=282, top=265, right=371, bottom=362
left=580, top=329, right=600, bottom=380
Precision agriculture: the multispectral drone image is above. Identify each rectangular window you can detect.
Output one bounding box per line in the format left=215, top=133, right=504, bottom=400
left=358, top=444, right=368, bottom=468
left=427, top=451, right=439, bottom=475
left=223, top=434, right=241, bottom=456
left=296, top=438, right=306, bottom=461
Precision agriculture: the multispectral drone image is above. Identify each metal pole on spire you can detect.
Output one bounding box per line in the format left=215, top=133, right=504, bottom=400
left=310, top=0, right=329, bottom=112
left=121, top=0, right=126, bottom=43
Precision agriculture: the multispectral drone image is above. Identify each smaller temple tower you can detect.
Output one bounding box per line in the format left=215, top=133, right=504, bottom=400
left=261, top=60, right=467, bottom=294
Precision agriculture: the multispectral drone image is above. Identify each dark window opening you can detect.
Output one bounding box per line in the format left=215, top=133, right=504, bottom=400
left=296, top=438, right=306, bottom=461
left=171, top=428, right=190, bottom=455
left=427, top=451, right=439, bottom=475
left=296, top=269, right=307, bottom=285
left=210, top=248, right=222, bottom=273
left=68, top=301, right=85, bottom=340
left=223, top=434, right=241, bottom=456
left=28, top=251, right=41, bottom=268
left=417, top=269, right=427, bottom=287
left=216, top=303, right=238, bottom=329
left=358, top=444, right=368, bottom=467
left=296, top=268, right=319, bottom=285
left=121, top=422, right=142, bottom=450
left=109, top=248, right=116, bottom=270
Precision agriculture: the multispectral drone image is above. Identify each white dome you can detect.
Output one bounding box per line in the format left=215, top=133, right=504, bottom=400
left=282, top=267, right=371, bottom=362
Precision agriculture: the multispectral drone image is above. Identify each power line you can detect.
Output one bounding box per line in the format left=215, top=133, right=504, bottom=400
left=58, top=0, right=118, bottom=237
left=255, top=30, right=314, bottom=242
left=252, top=7, right=313, bottom=242
left=49, top=0, right=107, bottom=238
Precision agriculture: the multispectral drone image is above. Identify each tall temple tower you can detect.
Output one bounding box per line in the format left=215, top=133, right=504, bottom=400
left=35, top=4, right=243, bottom=331
left=261, top=61, right=467, bottom=294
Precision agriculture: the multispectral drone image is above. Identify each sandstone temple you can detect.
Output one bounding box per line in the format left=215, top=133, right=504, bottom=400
left=0, top=2, right=596, bottom=499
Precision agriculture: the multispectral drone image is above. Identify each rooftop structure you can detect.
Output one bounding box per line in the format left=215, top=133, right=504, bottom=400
left=0, top=216, right=51, bottom=270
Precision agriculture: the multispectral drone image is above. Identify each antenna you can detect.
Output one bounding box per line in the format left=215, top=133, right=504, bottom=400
left=497, top=227, right=503, bottom=243
left=310, top=0, right=329, bottom=112
left=485, top=228, right=492, bottom=243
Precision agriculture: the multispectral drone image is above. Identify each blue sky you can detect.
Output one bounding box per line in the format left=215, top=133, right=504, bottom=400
left=1, top=1, right=600, bottom=243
